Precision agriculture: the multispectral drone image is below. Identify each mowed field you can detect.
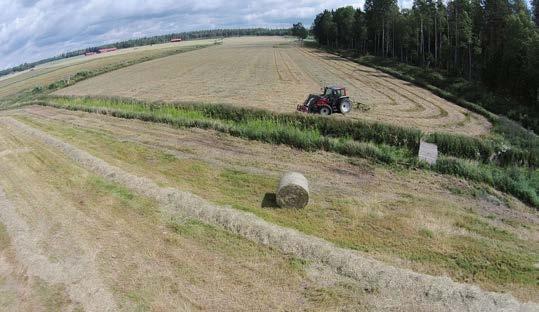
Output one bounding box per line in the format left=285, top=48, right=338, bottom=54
left=0, top=39, right=214, bottom=99
left=56, top=37, right=491, bottom=136
left=0, top=106, right=536, bottom=311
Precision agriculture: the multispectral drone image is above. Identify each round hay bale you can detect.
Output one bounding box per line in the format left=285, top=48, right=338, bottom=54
left=276, top=172, right=309, bottom=208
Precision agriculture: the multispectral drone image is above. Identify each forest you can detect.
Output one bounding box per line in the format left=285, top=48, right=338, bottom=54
left=311, top=0, right=539, bottom=131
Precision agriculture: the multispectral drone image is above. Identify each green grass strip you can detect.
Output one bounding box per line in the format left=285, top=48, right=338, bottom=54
left=39, top=96, right=538, bottom=207
left=40, top=98, right=410, bottom=166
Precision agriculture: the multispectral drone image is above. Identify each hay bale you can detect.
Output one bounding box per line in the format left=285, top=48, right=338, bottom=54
left=276, top=172, right=309, bottom=208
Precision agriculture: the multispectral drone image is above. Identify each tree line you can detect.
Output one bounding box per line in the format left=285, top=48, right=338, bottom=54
left=311, top=1, right=539, bottom=130
left=1, top=28, right=290, bottom=78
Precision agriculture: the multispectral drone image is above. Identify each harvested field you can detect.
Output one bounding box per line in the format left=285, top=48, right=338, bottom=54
left=2, top=106, right=537, bottom=309
left=56, top=37, right=491, bottom=136
left=0, top=112, right=372, bottom=311
left=0, top=40, right=214, bottom=99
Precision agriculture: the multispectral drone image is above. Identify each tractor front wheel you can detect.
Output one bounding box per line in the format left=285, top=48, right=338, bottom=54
left=319, top=106, right=332, bottom=116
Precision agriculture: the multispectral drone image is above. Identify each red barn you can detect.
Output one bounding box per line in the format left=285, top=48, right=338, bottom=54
left=98, top=47, right=117, bottom=53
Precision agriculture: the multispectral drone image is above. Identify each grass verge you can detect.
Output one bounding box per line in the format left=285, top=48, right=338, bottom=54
left=39, top=96, right=539, bottom=207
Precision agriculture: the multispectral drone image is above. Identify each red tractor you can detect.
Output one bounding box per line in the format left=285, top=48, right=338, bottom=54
left=297, top=86, right=352, bottom=116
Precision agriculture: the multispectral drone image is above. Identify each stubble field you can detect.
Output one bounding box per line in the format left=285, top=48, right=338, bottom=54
left=0, top=39, right=214, bottom=99
left=56, top=37, right=491, bottom=136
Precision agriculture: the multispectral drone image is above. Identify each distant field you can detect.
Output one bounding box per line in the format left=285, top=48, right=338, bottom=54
left=56, top=36, right=491, bottom=136
left=0, top=110, right=345, bottom=311
left=0, top=39, right=214, bottom=99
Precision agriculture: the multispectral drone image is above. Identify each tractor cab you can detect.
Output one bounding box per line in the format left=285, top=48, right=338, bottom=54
left=323, top=86, right=347, bottom=97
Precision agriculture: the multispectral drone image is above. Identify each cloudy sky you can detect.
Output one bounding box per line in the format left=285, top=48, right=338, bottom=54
left=0, top=0, right=386, bottom=70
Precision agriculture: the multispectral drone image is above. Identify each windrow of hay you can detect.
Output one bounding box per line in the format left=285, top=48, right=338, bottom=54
left=0, top=186, right=117, bottom=312
left=2, top=117, right=536, bottom=311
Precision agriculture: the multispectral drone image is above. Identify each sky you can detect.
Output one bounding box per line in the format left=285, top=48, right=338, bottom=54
left=0, top=0, right=383, bottom=70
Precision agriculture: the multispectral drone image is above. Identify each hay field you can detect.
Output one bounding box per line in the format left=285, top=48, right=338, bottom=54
left=56, top=36, right=491, bottom=136
left=0, top=40, right=214, bottom=99
left=0, top=109, right=374, bottom=311
left=1, top=106, right=536, bottom=309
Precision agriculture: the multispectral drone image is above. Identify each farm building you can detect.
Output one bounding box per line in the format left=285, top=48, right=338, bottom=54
left=170, top=38, right=182, bottom=42
left=98, top=47, right=118, bottom=53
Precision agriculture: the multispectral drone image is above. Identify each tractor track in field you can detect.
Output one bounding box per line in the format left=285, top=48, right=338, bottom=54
left=294, top=47, right=490, bottom=133
left=293, top=48, right=401, bottom=107
left=328, top=56, right=452, bottom=117
left=278, top=49, right=301, bottom=83
left=273, top=50, right=285, bottom=81
left=298, top=48, right=442, bottom=117
left=1, top=115, right=536, bottom=312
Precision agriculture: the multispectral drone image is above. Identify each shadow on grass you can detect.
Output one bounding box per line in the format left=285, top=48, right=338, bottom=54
left=261, top=193, right=279, bottom=208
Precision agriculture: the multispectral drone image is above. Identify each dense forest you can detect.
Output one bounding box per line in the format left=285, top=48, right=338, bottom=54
left=311, top=0, right=539, bottom=131
left=0, top=28, right=289, bottom=78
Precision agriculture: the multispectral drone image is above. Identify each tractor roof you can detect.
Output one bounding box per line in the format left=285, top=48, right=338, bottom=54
left=326, top=85, right=345, bottom=90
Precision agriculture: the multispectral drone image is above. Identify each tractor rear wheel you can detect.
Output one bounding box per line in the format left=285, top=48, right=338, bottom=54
left=339, top=99, right=352, bottom=114
left=319, top=106, right=332, bottom=116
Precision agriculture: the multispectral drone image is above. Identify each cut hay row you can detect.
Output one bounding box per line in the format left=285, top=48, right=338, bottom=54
left=0, top=186, right=116, bottom=312
left=2, top=116, right=536, bottom=311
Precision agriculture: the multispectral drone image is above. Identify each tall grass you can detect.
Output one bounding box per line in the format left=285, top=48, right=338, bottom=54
left=428, top=132, right=538, bottom=168
left=50, top=96, right=537, bottom=167
left=40, top=96, right=538, bottom=207
left=187, top=102, right=422, bottom=151
left=42, top=97, right=411, bottom=165
left=57, top=96, right=421, bottom=150
left=434, top=157, right=539, bottom=207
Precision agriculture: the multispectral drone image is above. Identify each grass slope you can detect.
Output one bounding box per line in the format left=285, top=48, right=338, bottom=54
left=40, top=96, right=539, bottom=207
left=13, top=112, right=538, bottom=300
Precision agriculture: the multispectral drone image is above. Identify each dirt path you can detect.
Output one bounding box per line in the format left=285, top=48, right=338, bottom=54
left=1, top=115, right=535, bottom=311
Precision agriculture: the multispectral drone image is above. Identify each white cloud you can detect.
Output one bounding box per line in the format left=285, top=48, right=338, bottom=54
left=0, top=0, right=360, bottom=69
